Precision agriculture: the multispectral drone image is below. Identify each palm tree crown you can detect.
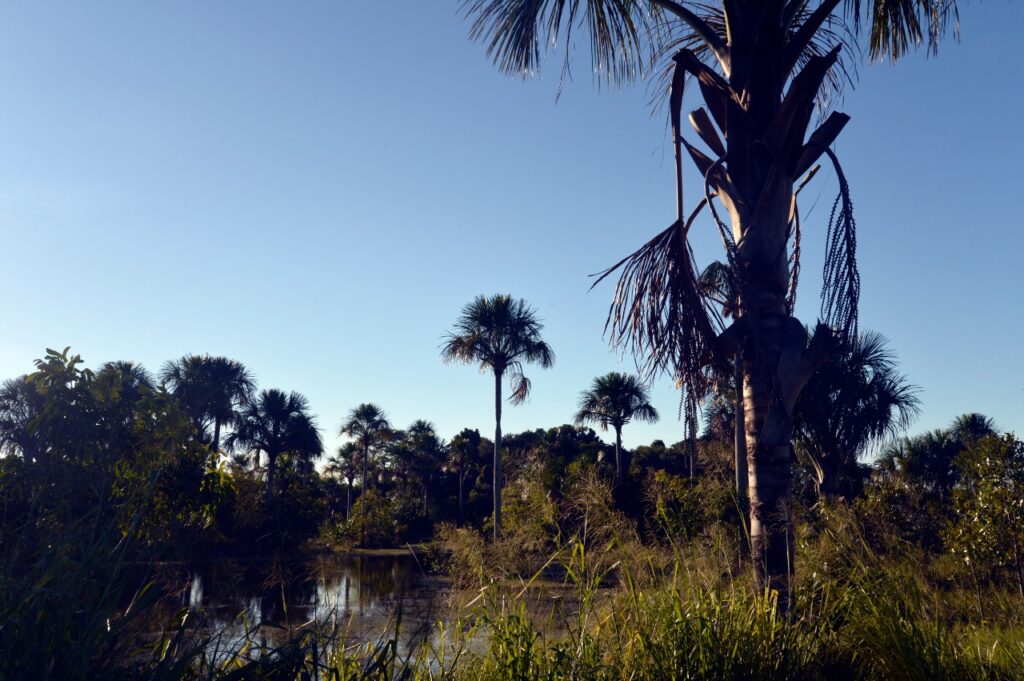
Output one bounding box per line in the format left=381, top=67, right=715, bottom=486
left=228, top=388, right=322, bottom=502
left=160, top=355, right=255, bottom=451
left=340, top=403, right=392, bottom=485
left=575, top=372, right=659, bottom=482
left=576, top=372, right=659, bottom=431
left=440, top=294, right=555, bottom=403
left=793, top=331, right=920, bottom=497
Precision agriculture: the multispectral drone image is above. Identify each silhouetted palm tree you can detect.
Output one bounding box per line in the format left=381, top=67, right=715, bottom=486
left=340, top=403, right=392, bottom=494
left=0, top=376, right=43, bottom=463
left=793, top=331, right=920, bottom=499
left=160, top=355, right=255, bottom=452
left=464, top=0, right=961, bottom=601
left=880, top=414, right=998, bottom=500
left=227, top=389, right=322, bottom=503
left=448, top=428, right=483, bottom=523
left=401, top=420, right=447, bottom=514
left=326, top=442, right=360, bottom=517
left=948, top=413, right=997, bottom=449
left=575, top=372, right=659, bottom=484
left=441, top=294, right=554, bottom=541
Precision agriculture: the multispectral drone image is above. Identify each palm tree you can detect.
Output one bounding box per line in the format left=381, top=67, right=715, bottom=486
left=404, top=420, right=448, bottom=514
left=792, top=331, right=920, bottom=499
left=340, top=403, right=392, bottom=542
left=574, top=372, right=659, bottom=484
left=464, top=0, right=961, bottom=603
left=340, top=403, right=392, bottom=494
left=325, top=442, right=360, bottom=517
left=0, top=376, right=44, bottom=463
left=441, top=294, right=554, bottom=541
left=227, top=389, right=323, bottom=504
left=160, top=355, right=255, bottom=452
left=880, top=413, right=997, bottom=500
left=448, top=428, right=483, bottom=523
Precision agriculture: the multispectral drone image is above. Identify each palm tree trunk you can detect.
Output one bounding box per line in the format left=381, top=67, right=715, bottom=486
left=360, top=443, right=369, bottom=545
left=734, top=354, right=748, bottom=498
left=266, top=452, right=277, bottom=505
left=614, top=425, right=624, bottom=484
left=213, top=419, right=221, bottom=453
left=741, top=309, right=831, bottom=612
left=493, top=370, right=503, bottom=542
left=346, top=481, right=352, bottom=519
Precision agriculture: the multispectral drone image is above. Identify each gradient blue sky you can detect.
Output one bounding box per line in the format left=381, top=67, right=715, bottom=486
left=0, top=2, right=1021, bottom=452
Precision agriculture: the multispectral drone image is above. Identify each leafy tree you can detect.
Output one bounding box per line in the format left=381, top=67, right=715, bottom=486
left=463, top=0, right=961, bottom=602
left=441, top=294, right=554, bottom=540
left=947, top=434, right=1024, bottom=598
left=227, top=389, right=323, bottom=504
left=793, top=331, right=920, bottom=499
left=574, top=372, right=659, bottom=484
left=160, top=355, right=255, bottom=452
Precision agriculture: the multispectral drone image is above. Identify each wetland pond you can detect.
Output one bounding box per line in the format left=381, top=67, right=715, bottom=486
left=162, top=551, right=451, bottom=658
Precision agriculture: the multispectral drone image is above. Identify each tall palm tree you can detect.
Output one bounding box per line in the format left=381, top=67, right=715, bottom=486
left=464, top=0, right=961, bottom=603
left=441, top=294, right=554, bottom=541
left=340, top=403, right=392, bottom=494
left=792, top=331, right=920, bottom=499
left=574, top=372, right=659, bottom=484
left=326, top=442, right=360, bottom=518
left=160, top=355, right=255, bottom=452
left=227, top=389, right=323, bottom=504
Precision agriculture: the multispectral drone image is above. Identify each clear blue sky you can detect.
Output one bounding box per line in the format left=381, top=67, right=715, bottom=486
left=0, top=2, right=1021, bottom=452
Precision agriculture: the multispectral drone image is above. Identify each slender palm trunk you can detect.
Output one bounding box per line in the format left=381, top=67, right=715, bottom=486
left=613, top=425, right=624, bottom=484
left=213, top=419, right=221, bottom=453
left=493, top=370, right=503, bottom=542
left=734, top=355, right=748, bottom=498
left=360, top=443, right=369, bottom=545
left=346, top=480, right=352, bottom=519
left=266, top=451, right=277, bottom=505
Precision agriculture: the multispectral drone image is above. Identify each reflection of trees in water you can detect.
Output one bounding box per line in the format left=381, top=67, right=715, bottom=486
left=175, top=554, right=442, bottom=660
left=187, top=555, right=426, bottom=628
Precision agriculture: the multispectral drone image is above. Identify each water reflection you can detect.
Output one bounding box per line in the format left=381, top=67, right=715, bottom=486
left=181, top=553, right=444, bottom=655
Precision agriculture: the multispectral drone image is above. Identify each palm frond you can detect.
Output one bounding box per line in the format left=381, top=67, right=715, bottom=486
left=463, top=0, right=653, bottom=86
left=847, top=0, right=960, bottom=61
left=820, top=149, right=860, bottom=346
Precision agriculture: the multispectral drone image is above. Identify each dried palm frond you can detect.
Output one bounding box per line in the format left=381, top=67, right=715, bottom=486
left=820, top=148, right=860, bottom=346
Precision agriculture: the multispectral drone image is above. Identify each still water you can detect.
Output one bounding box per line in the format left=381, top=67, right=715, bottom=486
left=175, top=552, right=449, bottom=656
